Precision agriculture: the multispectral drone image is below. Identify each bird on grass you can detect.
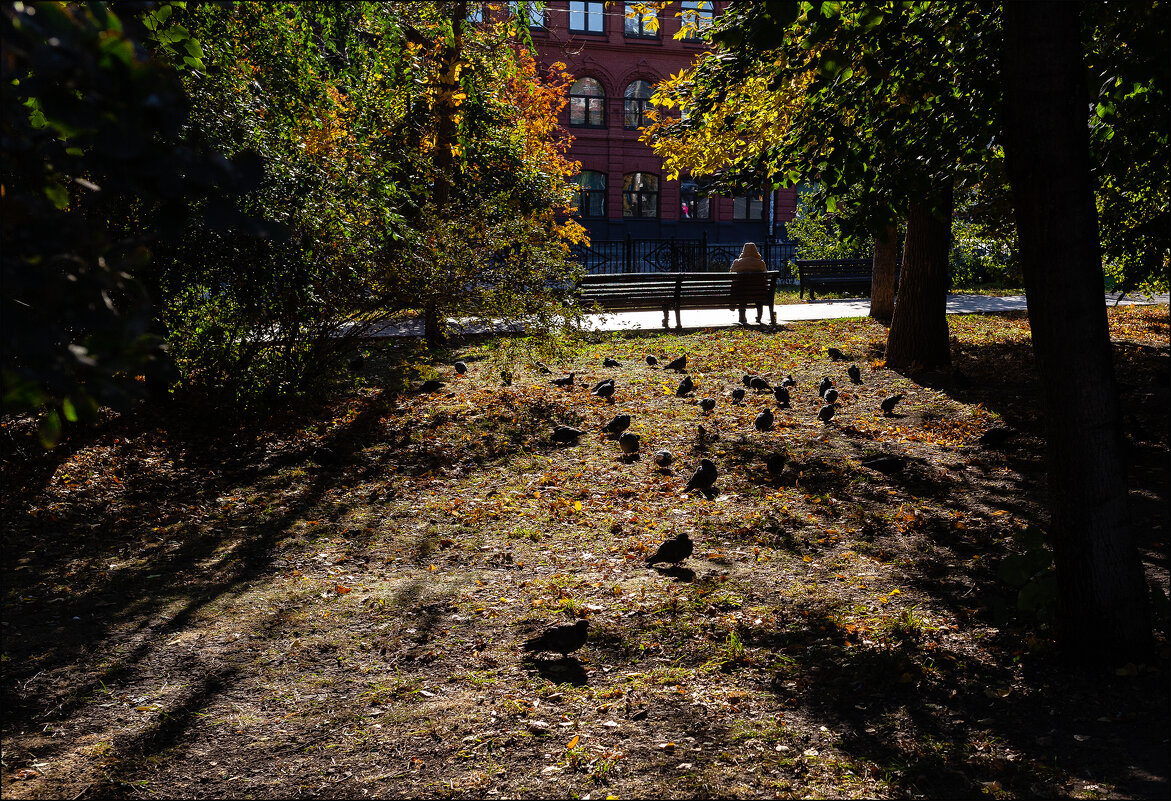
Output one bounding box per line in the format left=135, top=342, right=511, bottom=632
left=766, top=452, right=786, bottom=477
left=978, top=426, right=1015, bottom=449
left=646, top=533, right=693, bottom=567
left=880, top=393, right=905, bottom=417
left=781, top=375, right=797, bottom=389
left=818, top=403, right=836, bottom=424
left=551, top=372, right=575, bottom=388
left=619, top=432, right=641, bottom=457
left=665, top=354, right=688, bottom=372
left=847, top=364, right=862, bottom=385
left=552, top=425, right=585, bottom=444
left=731, top=387, right=746, bottom=404
left=697, top=423, right=719, bottom=444
left=592, top=377, right=615, bottom=393
left=420, top=379, right=445, bottom=393
left=823, top=388, right=839, bottom=405
left=749, top=376, right=772, bottom=392
left=685, top=459, right=718, bottom=493
left=500, top=369, right=513, bottom=387
left=454, top=361, right=468, bottom=374
left=534, top=361, right=553, bottom=374
left=773, top=386, right=791, bottom=408
left=699, top=397, right=716, bottom=413
left=593, top=382, right=616, bottom=402
left=742, top=374, right=756, bottom=388
left=604, top=414, right=631, bottom=436
left=603, top=357, right=621, bottom=368
left=654, top=449, right=673, bottom=468
left=827, top=347, right=849, bottom=361
left=523, top=619, right=589, bottom=658
left=676, top=375, right=695, bottom=397
left=862, top=454, right=906, bottom=474
left=646, top=354, right=658, bottom=367
left=754, top=408, right=775, bottom=432
left=818, top=377, right=833, bottom=398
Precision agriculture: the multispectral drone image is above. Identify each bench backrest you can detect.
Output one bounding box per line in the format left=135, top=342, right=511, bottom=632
left=792, top=258, right=872, bottom=278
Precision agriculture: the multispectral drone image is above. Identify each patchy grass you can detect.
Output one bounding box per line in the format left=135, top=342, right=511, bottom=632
left=1, top=305, right=1167, bottom=800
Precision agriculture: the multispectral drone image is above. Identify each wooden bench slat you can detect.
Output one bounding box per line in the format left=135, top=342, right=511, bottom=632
left=577, top=271, right=780, bottom=329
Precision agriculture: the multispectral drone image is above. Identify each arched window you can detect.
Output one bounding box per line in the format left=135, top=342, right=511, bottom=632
left=569, top=78, right=606, bottom=128
left=573, top=171, right=607, bottom=218
left=623, top=172, right=659, bottom=218
left=624, top=80, right=653, bottom=130
left=680, top=177, right=711, bottom=220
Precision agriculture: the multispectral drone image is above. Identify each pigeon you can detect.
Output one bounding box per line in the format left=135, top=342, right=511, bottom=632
left=347, top=355, right=365, bottom=372
left=818, top=403, right=836, bottom=424
left=420, top=379, right=445, bottom=393
left=523, top=619, right=589, bottom=658
left=978, top=426, right=1015, bottom=448
left=742, top=374, right=755, bottom=387
left=551, top=425, right=585, bottom=444
left=676, top=375, right=695, bottom=397
left=780, top=375, right=797, bottom=389
left=646, top=533, right=693, bottom=566
left=699, top=397, right=716, bottom=412
left=685, top=458, right=717, bottom=493
left=603, top=414, right=631, bottom=435
left=847, top=364, right=862, bottom=385
left=823, top=388, right=839, bottom=404
left=501, top=369, right=513, bottom=386
left=653, top=449, right=673, bottom=468
left=818, top=377, right=833, bottom=398
left=766, top=452, right=786, bottom=476
left=593, top=382, right=616, bottom=402
left=773, top=386, right=791, bottom=408
left=754, top=408, right=774, bottom=432
left=697, top=423, right=719, bottom=443
left=731, top=387, right=746, bottom=403
left=665, top=354, right=688, bottom=372
left=603, top=357, right=621, bottom=368
left=592, top=377, right=615, bottom=393
left=749, top=376, right=772, bottom=392
left=534, top=361, right=553, bottom=374
left=551, top=372, right=575, bottom=388
left=827, top=347, right=848, bottom=361
left=862, top=454, right=906, bottom=474
left=619, top=432, right=641, bottom=457
left=454, top=361, right=468, bottom=374
left=646, top=355, right=658, bottom=366
left=880, top=393, right=905, bottom=416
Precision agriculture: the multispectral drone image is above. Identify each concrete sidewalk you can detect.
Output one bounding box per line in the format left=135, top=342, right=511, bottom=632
left=361, top=292, right=1167, bottom=338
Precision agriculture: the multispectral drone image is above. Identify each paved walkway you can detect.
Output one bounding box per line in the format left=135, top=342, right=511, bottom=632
left=362, top=292, right=1167, bottom=338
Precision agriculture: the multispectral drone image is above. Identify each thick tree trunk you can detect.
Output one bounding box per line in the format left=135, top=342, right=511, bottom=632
left=869, top=223, right=898, bottom=322
left=1002, top=1, right=1151, bottom=661
left=885, top=191, right=952, bottom=369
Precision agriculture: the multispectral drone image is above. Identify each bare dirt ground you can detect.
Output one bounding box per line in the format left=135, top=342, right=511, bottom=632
left=2, top=305, right=1167, bottom=800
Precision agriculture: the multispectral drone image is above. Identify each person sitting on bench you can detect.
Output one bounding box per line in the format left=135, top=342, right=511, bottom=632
left=730, top=242, right=767, bottom=325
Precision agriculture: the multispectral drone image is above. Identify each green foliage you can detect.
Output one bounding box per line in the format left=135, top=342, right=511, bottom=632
left=997, top=525, right=1057, bottom=626
left=787, top=188, right=872, bottom=261
left=950, top=184, right=1020, bottom=288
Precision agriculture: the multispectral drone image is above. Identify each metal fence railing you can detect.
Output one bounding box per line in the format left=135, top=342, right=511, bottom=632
left=571, top=236, right=800, bottom=284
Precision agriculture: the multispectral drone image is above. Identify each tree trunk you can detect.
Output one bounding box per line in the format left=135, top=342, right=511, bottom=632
left=885, top=190, right=953, bottom=369
left=869, top=222, right=898, bottom=322
left=1002, top=1, right=1151, bottom=661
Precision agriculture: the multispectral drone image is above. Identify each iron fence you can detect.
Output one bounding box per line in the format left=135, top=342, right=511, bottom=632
left=572, top=236, right=799, bottom=283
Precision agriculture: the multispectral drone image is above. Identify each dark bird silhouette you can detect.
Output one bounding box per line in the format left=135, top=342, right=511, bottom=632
left=880, top=393, right=905, bottom=416
left=827, top=347, right=848, bottom=361
left=685, top=458, right=718, bottom=493
left=551, top=425, right=585, bottom=444
left=604, top=413, right=631, bottom=435
left=534, top=361, right=552, bottom=374
left=665, top=354, right=688, bottom=372
left=754, top=407, right=775, bottom=432
left=551, top=372, right=575, bottom=388
left=749, top=376, right=772, bottom=392
left=781, top=375, right=797, bottom=389
left=646, top=354, right=658, bottom=366
left=773, top=386, right=791, bottom=408
left=862, top=454, right=906, bottom=474
left=978, top=426, right=1015, bottom=448
left=654, top=449, right=673, bottom=468
left=847, top=364, right=862, bottom=385
left=592, top=377, right=615, bottom=393
left=619, top=431, right=641, bottom=457
left=454, top=361, right=468, bottom=374
left=603, top=357, right=621, bottom=368
left=501, top=369, right=513, bottom=386
left=348, top=355, right=365, bottom=372
left=646, top=533, right=693, bottom=566
left=818, top=377, right=833, bottom=397
left=823, top=387, right=839, bottom=405
left=742, top=374, right=755, bottom=387
left=523, top=619, right=589, bottom=658
left=593, top=382, right=616, bottom=402
left=766, top=452, right=786, bottom=476
left=699, top=397, right=716, bottom=412
left=818, top=403, right=836, bottom=424
left=420, top=379, right=445, bottom=393
left=697, top=423, right=719, bottom=443
left=676, top=375, right=695, bottom=397
left=731, top=387, right=746, bottom=403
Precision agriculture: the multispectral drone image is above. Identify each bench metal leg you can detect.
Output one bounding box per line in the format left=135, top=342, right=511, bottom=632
left=661, top=306, right=670, bottom=330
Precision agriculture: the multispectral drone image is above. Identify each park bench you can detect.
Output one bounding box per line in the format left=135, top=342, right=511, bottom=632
left=578, top=271, right=781, bottom=330
left=794, top=258, right=875, bottom=300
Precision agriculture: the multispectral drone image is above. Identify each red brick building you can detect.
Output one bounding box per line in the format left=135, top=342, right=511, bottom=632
left=522, top=1, right=798, bottom=245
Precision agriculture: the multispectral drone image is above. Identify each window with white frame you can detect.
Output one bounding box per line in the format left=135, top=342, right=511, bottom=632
left=569, top=1, right=604, bottom=33
left=569, top=78, right=606, bottom=127
left=623, top=172, right=659, bottom=218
